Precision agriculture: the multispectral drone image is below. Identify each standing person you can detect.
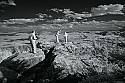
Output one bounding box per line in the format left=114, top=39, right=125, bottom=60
left=56, top=30, right=61, bottom=43
left=29, top=30, right=37, bottom=54
left=64, top=32, right=68, bottom=43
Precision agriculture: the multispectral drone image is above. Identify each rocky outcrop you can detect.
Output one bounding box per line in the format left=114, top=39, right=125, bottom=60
left=0, top=45, right=31, bottom=63
left=0, top=45, right=45, bottom=83
left=37, top=41, right=125, bottom=83
left=0, top=40, right=125, bottom=83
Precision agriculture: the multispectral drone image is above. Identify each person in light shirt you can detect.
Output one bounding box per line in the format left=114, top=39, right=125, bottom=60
left=64, top=32, right=68, bottom=43
left=29, top=30, right=37, bottom=54
left=56, top=30, right=61, bottom=43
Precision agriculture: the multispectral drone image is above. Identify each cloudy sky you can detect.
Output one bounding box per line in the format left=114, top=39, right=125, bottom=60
left=12, top=0, right=124, bottom=8
left=0, top=0, right=125, bottom=20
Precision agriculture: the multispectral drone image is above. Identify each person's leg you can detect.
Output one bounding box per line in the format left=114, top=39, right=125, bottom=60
left=30, top=41, right=33, bottom=53
left=32, top=40, right=37, bottom=53
left=65, top=36, right=67, bottom=43
left=64, top=36, right=67, bottom=43
left=56, top=35, right=59, bottom=43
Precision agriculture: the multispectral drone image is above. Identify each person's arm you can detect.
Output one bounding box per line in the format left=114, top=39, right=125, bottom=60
left=33, top=33, right=37, bottom=40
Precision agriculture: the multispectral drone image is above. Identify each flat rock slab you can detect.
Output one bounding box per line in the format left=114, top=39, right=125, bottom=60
left=0, top=48, right=45, bottom=73
left=13, top=48, right=45, bottom=68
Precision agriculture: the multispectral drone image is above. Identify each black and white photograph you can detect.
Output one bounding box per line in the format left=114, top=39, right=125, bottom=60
left=0, top=0, right=125, bottom=83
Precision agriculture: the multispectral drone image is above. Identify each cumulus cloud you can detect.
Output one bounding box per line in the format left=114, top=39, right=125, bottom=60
left=50, top=8, right=63, bottom=13
left=91, top=4, right=124, bottom=16
left=49, top=5, right=124, bottom=20
left=63, top=9, right=92, bottom=19
left=36, top=13, right=52, bottom=18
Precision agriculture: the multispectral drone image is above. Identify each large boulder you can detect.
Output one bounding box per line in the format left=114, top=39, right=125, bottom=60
left=0, top=48, right=45, bottom=74
left=0, top=45, right=31, bottom=63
